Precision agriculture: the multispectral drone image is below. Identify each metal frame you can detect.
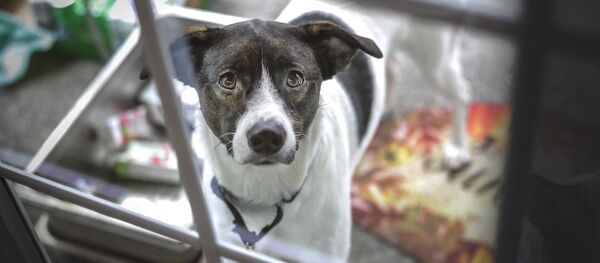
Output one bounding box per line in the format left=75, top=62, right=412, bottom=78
left=134, top=1, right=221, bottom=262
left=361, top=0, right=519, bottom=35
left=0, top=178, right=50, bottom=263
left=494, top=0, right=549, bottom=261
left=1, top=0, right=578, bottom=262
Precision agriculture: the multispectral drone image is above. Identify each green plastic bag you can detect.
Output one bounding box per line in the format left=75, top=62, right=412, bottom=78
left=52, top=0, right=116, bottom=59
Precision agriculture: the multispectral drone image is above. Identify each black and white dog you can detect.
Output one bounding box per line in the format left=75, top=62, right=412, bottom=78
left=158, top=0, right=474, bottom=260
left=158, top=0, right=387, bottom=260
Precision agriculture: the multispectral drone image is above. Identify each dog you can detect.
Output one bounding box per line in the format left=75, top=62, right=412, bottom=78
left=149, top=1, right=387, bottom=261
left=162, top=0, right=471, bottom=260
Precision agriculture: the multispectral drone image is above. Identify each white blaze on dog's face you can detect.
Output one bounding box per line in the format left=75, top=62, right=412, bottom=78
left=164, top=19, right=382, bottom=165
left=232, top=62, right=298, bottom=165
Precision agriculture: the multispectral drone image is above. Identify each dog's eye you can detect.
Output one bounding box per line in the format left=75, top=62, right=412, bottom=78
left=218, top=72, right=236, bottom=90
left=287, top=70, right=304, bottom=88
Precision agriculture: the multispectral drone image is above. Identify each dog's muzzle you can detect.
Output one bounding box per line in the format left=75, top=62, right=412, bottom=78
left=244, top=119, right=295, bottom=165
left=247, top=119, right=286, bottom=155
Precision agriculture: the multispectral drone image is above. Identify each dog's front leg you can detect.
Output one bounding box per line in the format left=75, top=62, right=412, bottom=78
left=435, top=31, right=472, bottom=169
left=445, top=92, right=471, bottom=168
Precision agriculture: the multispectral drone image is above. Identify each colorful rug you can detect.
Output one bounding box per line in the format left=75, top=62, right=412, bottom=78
left=352, top=103, right=510, bottom=263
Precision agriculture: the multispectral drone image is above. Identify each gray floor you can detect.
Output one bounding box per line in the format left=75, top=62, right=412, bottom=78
left=0, top=53, right=103, bottom=156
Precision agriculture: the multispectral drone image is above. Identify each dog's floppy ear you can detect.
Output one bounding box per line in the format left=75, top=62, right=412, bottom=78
left=139, top=25, right=220, bottom=88
left=299, top=21, right=382, bottom=80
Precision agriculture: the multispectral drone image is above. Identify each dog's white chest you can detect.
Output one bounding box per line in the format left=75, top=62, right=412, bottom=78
left=196, top=78, right=357, bottom=260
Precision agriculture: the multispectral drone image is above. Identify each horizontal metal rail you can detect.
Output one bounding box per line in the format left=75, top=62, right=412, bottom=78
left=0, top=162, right=200, bottom=246
left=0, top=162, right=284, bottom=263
left=355, top=0, right=519, bottom=35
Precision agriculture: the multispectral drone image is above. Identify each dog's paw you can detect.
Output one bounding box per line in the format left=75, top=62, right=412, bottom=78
left=442, top=143, right=471, bottom=170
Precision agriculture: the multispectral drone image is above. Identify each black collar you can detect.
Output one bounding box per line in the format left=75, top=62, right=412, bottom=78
left=210, top=176, right=303, bottom=250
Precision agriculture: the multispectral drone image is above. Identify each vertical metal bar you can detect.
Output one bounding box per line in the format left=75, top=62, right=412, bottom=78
left=495, top=0, right=552, bottom=262
left=132, top=1, right=221, bottom=262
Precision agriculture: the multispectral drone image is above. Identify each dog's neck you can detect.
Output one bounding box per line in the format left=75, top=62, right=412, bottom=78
left=196, top=104, right=324, bottom=206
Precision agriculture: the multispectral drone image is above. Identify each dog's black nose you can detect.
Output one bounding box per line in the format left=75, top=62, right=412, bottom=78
left=247, top=120, right=286, bottom=155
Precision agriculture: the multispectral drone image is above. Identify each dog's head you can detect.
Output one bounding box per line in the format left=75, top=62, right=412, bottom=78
left=164, top=19, right=381, bottom=165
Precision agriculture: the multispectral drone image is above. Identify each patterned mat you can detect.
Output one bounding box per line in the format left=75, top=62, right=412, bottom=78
left=352, top=103, right=510, bottom=263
